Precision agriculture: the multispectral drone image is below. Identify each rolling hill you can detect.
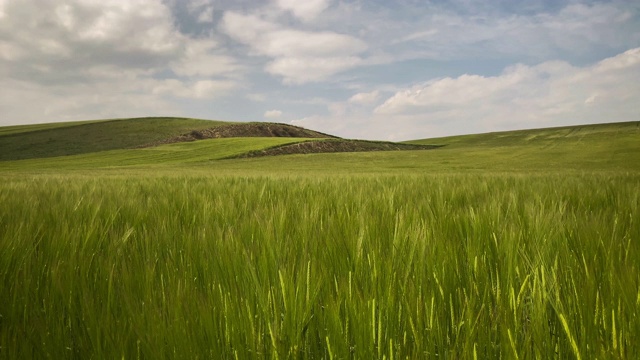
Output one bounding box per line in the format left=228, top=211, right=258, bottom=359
left=0, top=117, right=226, bottom=161
left=0, top=117, right=437, bottom=162
left=406, top=121, right=640, bottom=148
left=0, top=118, right=638, bottom=174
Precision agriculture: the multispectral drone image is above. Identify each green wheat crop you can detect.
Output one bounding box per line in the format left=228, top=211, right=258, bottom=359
left=0, top=174, right=638, bottom=358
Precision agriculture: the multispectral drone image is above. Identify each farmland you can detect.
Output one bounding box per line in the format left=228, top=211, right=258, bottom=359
left=1, top=118, right=639, bottom=358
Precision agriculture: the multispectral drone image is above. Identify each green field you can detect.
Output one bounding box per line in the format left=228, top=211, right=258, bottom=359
left=1, top=118, right=639, bottom=359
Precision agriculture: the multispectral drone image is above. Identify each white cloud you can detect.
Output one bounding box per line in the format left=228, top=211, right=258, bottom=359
left=0, top=0, right=184, bottom=76
left=286, top=47, right=640, bottom=141
left=290, top=115, right=328, bottom=132
left=348, top=90, right=380, bottom=105
left=0, top=77, right=176, bottom=125
left=264, top=110, right=283, bottom=119
left=275, top=0, right=331, bottom=22
left=73, top=0, right=180, bottom=54
left=374, top=48, right=640, bottom=136
left=0, top=73, right=238, bottom=127
left=220, top=11, right=366, bottom=84
left=170, top=39, right=242, bottom=78
left=153, top=78, right=237, bottom=99
left=220, top=12, right=366, bottom=58
left=219, top=13, right=276, bottom=48
left=262, top=29, right=366, bottom=58
left=266, top=56, right=363, bottom=84
left=0, top=0, right=243, bottom=126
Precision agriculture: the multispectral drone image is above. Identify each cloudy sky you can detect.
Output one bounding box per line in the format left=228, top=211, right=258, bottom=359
left=0, top=0, right=639, bottom=140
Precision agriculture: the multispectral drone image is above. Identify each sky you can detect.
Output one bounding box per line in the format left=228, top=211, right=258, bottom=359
left=0, top=0, right=639, bottom=140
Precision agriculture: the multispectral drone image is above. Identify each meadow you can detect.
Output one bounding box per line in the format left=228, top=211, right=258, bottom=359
left=1, top=119, right=639, bottom=359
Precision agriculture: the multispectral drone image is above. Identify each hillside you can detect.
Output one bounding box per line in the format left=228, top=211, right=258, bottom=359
left=1, top=119, right=638, bottom=174
left=0, top=117, right=342, bottom=161
left=0, top=117, right=335, bottom=161
left=406, top=121, right=640, bottom=148
left=0, top=117, right=439, bottom=162
left=0, top=117, right=227, bottom=161
left=140, top=122, right=337, bottom=147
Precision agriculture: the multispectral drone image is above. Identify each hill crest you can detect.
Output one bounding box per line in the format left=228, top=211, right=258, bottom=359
left=140, top=122, right=337, bottom=147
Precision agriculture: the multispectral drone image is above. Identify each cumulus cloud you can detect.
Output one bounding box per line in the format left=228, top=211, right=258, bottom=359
left=374, top=48, right=640, bottom=135
left=265, top=56, right=363, bottom=84
left=264, top=110, right=283, bottom=119
left=170, top=39, right=242, bottom=78
left=152, top=79, right=238, bottom=99
left=289, top=47, right=640, bottom=141
left=0, top=0, right=244, bottom=126
left=220, top=13, right=365, bottom=58
left=220, top=11, right=367, bottom=84
left=0, top=0, right=185, bottom=82
left=0, top=77, right=177, bottom=124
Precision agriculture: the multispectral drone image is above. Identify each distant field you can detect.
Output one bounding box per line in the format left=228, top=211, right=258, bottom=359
left=1, top=119, right=639, bottom=359
left=406, top=121, right=640, bottom=148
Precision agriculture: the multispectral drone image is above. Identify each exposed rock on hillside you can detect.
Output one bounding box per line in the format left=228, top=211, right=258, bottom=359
left=140, top=123, right=336, bottom=147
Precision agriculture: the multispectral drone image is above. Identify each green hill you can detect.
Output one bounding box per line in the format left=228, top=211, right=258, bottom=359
left=1, top=119, right=638, bottom=174
left=0, top=117, right=228, bottom=161
left=406, top=121, right=639, bottom=148
left=0, top=117, right=435, bottom=163
left=394, top=121, right=640, bottom=172
left=0, top=117, right=348, bottom=162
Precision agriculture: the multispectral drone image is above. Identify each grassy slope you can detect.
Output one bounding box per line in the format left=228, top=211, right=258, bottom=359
left=0, top=119, right=113, bottom=136
left=0, top=122, right=640, bottom=176
left=394, top=120, right=640, bottom=173
left=0, top=117, right=229, bottom=161
left=1, top=138, right=313, bottom=172
left=206, top=120, right=640, bottom=174
left=1, top=120, right=639, bottom=175
left=406, top=121, right=639, bottom=148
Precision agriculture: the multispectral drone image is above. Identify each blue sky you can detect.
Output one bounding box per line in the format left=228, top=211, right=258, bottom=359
left=0, top=0, right=638, bottom=140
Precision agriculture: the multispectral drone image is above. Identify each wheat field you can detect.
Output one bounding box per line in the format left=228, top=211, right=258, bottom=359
left=1, top=174, right=638, bottom=359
